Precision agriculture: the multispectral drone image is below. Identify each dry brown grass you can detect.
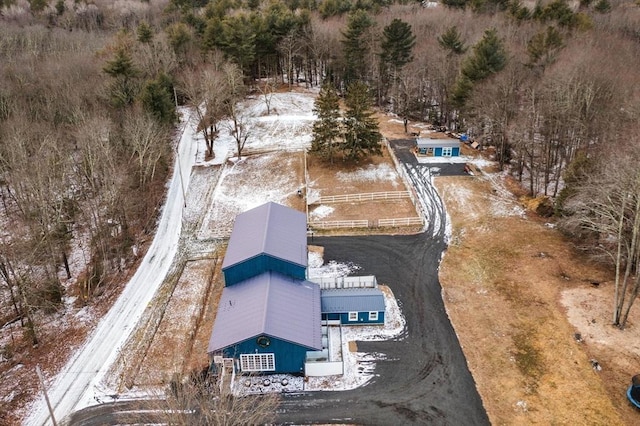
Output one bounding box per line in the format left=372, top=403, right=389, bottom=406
left=306, top=143, right=419, bottom=233
left=436, top=175, right=630, bottom=425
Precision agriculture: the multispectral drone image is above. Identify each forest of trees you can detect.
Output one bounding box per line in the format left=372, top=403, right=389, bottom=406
left=2, top=0, right=640, bottom=408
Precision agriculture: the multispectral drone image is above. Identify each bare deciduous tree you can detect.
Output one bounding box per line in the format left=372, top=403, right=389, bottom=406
left=562, top=139, right=640, bottom=328
left=180, top=58, right=230, bottom=159
left=257, top=79, right=277, bottom=116
left=125, top=113, right=168, bottom=187
left=222, top=63, right=251, bottom=159
left=148, top=369, right=279, bottom=426
left=226, top=105, right=252, bottom=161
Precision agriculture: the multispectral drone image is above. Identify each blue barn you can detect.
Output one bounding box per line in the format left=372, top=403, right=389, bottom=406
left=208, top=271, right=322, bottom=374
left=321, top=288, right=386, bottom=325
left=416, top=138, right=461, bottom=157
left=222, top=202, right=308, bottom=286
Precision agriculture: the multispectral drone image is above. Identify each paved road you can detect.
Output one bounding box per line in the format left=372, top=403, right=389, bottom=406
left=66, top=137, right=489, bottom=425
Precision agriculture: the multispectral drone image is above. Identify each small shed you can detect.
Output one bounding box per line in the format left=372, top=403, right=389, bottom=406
left=208, top=271, right=322, bottom=374
left=320, top=287, right=385, bottom=325
left=222, top=202, right=308, bottom=286
left=416, top=138, right=461, bottom=157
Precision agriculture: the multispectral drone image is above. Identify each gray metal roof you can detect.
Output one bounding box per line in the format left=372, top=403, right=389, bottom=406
left=208, top=271, right=322, bottom=353
left=416, top=138, right=460, bottom=148
left=222, top=202, right=308, bottom=270
left=320, top=287, right=386, bottom=313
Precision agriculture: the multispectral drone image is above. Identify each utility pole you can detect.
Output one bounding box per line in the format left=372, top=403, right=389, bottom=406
left=174, top=87, right=187, bottom=209
left=36, top=365, right=57, bottom=426
left=176, top=146, right=187, bottom=209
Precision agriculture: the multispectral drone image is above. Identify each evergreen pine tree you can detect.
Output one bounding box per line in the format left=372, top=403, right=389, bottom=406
left=140, top=74, right=177, bottom=125
left=218, top=14, right=256, bottom=74
left=380, top=19, right=416, bottom=71
left=527, top=26, right=563, bottom=68
left=452, top=28, right=506, bottom=107
left=379, top=18, right=415, bottom=110
left=461, top=28, right=507, bottom=82
left=441, top=0, right=468, bottom=8
left=341, top=10, right=375, bottom=87
left=594, top=0, right=611, bottom=13
left=55, top=0, right=65, bottom=15
left=311, top=83, right=342, bottom=164
left=438, top=26, right=467, bottom=56
left=341, top=81, right=382, bottom=162
left=103, top=47, right=140, bottom=108
left=137, top=22, right=154, bottom=44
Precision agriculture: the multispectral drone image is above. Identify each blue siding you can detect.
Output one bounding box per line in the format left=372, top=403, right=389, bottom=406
left=432, top=146, right=460, bottom=157
left=223, top=254, right=306, bottom=286
left=222, top=334, right=311, bottom=374
left=322, top=311, right=385, bottom=325
left=323, top=313, right=341, bottom=321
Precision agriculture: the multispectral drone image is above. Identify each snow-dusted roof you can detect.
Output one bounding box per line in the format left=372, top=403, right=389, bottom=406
left=416, top=138, right=460, bottom=148
left=208, top=272, right=322, bottom=353
left=321, top=288, right=386, bottom=313
left=222, top=202, right=307, bottom=270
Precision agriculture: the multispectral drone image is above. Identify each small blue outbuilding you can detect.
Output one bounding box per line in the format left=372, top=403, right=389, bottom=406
left=222, top=202, right=308, bottom=286
left=416, top=138, right=461, bottom=157
left=321, top=288, right=386, bottom=325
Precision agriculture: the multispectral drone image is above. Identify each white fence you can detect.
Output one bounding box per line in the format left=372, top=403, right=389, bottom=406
left=383, top=137, right=426, bottom=220
left=312, top=191, right=410, bottom=204
left=309, top=217, right=423, bottom=230
left=378, top=217, right=423, bottom=227
left=309, top=219, right=369, bottom=229
left=308, top=275, right=378, bottom=289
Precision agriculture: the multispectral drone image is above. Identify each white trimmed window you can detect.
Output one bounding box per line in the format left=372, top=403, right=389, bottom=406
left=369, top=311, right=379, bottom=321
left=240, top=353, right=275, bottom=372
left=442, top=147, right=453, bottom=156
left=348, top=311, right=358, bottom=321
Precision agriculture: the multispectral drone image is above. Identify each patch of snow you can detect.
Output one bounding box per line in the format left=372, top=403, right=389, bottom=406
left=468, top=157, right=495, bottom=169
left=307, top=251, right=324, bottom=269
left=489, top=197, right=526, bottom=218
left=192, top=92, right=317, bottom=167
left=306, top=187, right=321, bottom=205
left=307, top=260, right=361, bottom=279
left=416, top=155, right=470, bottom=164
left=74, top=306, right=92, bottom=323
left=446, top=186, right=479, bottom=220
left=336, top=163, right=399, bottom=186
left=310, top=205, right=334, bottom=220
